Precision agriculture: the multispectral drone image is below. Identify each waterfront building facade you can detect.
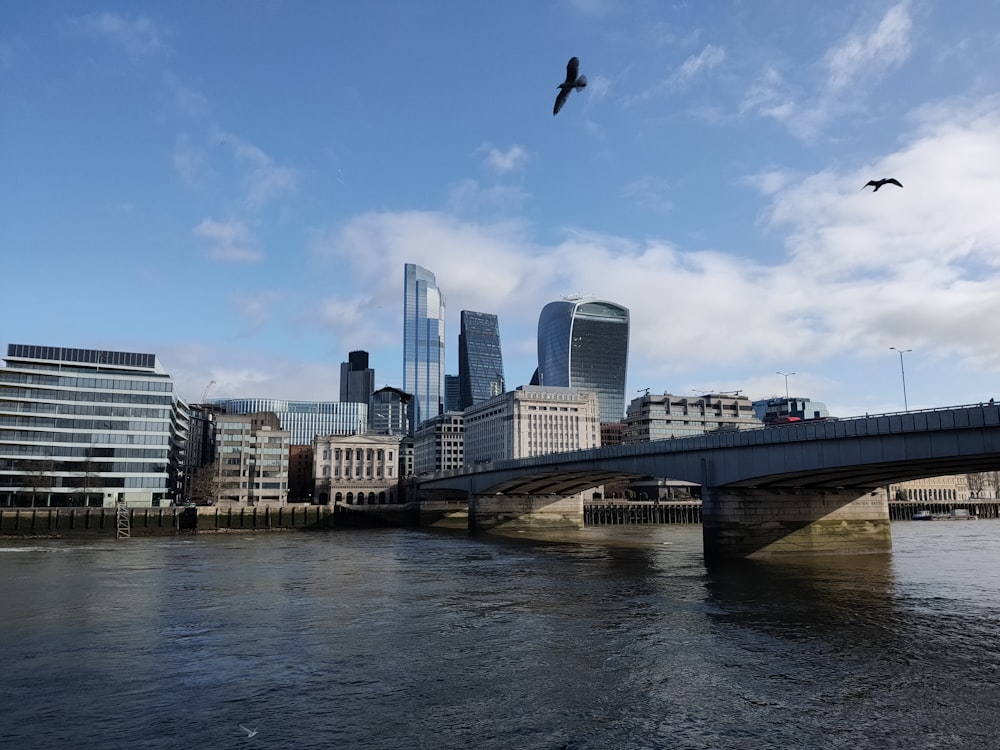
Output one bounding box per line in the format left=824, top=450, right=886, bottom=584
left=463, top=385, right=601, bottom=464
left=535, top=298, right=629, bottom=424
left=622, top=392, right=763, bottom=443
left=458, top=310, right=505, bottom=410
left=752, top=396, right=830, bottom=424
left=0, top=344, right=182, bottom=508
left=369, top=386, right=412, bottom=436
left=340, top=350, right=375, bottom=404
left=208, top=398, right=366, bottom=445
left=887, top=475, right=972, bottom=504
left=288, top=444, right=315, bottom=503
left=412, top=412, right=464, bottom=474
left=403, top=263, right=445, bottom=431
left=213, top=412, right=290, bottom=506
left=313, top=433, right=402, bottom=505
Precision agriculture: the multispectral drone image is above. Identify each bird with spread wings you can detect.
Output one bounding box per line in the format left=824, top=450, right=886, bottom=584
left=554, top=57, right=587, bottom=115
left=862, top=178, right=903, bottom=191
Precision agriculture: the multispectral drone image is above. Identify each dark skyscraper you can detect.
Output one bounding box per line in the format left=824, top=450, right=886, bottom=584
left=458, top=310, right=505, bottom=410
left=536, top=297, right=629, bottom=423
left=340, top=350, right=375, bottom=404
left=445, top=374, right=461, bottom=413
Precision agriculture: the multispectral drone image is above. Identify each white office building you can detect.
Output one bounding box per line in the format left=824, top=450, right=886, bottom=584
left=463, top=386, right=601, bottom=465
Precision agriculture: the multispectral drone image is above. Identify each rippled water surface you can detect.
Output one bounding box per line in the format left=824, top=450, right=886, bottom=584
left=3, top=521, right=1000, bottom=749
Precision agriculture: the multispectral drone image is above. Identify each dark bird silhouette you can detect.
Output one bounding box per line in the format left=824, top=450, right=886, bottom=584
left=554, top=57, right=587, bottom=116
left=862, top=178, right=903, bottom=191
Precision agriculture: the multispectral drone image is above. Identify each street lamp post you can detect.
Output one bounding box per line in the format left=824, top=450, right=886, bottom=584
left=776, top=371, right=796, bottom=401
left=890, top=347, right=912, bottom=412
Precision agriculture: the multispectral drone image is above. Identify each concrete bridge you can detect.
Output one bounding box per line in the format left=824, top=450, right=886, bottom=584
left=418, top=403, right=1000, bottom=558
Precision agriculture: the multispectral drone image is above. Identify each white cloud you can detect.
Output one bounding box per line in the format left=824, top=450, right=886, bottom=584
left=673, top=44, right=726, bottom=86
left=477, top=143, right=529, bottom=174
left=193, top=218, right=263, bottom=263
left=67, top=12, right=167, bottom=57
left=447, top=178, right=531, bottom=215
left=297, top=97, right=1000, bottom=404
left=826, top=2, right=913, bottom=91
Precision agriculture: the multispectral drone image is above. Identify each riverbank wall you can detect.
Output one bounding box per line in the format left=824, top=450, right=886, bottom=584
left=0, top=505, right=334, bottom=537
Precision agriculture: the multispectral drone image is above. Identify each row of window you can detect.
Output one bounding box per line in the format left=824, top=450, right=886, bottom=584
left=0, top=475, right=166, bottom=489
left=0, top=444, right=167, bottom=459
left=320, top=466, right=394, bottom=478
left=1, top=402, right=170, bottom=419
left=0, top=372, right=173, bottom=392
left=0, top=431, right=168, bottom=445
left=320, top=448, right=394, bottom=461
left=0, top=387, right=174, bottom=405
left=0, top=458, right=167, bottom=473
left=0, top=416, right=168, bottom=432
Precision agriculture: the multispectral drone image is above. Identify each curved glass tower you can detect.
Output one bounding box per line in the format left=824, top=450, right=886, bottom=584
left=403, top=264, right=445, bottom=431
left=536, top=298, right=629, bottom=423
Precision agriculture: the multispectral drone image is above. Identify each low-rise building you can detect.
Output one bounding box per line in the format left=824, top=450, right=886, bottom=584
left=313, top=434, right=402, bottom=505
left=214, top=412, right=290, bottom=506
left=412, top=412, right=464, bottom=474
left=622, top=392, right=762, bottom=443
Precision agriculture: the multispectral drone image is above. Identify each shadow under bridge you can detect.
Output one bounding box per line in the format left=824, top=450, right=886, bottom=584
left=418, top=403, right=1000, bottom=558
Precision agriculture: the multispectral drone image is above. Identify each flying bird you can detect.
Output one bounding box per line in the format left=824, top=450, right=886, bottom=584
left=862, top=178, right=903, bottom=191
left=553, top=57, right=587, bottom=116
left=238, top=722, right=262, bottom=739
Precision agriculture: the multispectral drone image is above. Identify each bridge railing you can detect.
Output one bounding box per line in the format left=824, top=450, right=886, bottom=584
left=423, top=402, right=1000, bottom=481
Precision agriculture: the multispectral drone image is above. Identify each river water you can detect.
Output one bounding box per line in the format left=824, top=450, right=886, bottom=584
left=2, top=521, right=999, bottom=749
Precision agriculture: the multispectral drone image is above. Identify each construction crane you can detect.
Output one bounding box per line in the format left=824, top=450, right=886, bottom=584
left=637, top=387, right=650, bottom=397
left=201, top=380, right=216, bottom=402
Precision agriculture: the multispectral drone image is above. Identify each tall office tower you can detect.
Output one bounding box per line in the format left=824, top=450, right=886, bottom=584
left=444, top=374, right=461, bottom=413
left=458, top=310, right=505, bottom=410
left=536, top=297, right=630, bottom=424
left=403, top=263, right=445, bottom=431
left=340, top=350, right=375, bottom=404
left=0, top=344, right=183, bottom=507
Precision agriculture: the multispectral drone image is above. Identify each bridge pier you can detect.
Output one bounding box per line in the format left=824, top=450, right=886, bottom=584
left=469, top=493, right=584, bottom=533
left=702, top=487, right=891, bottom=559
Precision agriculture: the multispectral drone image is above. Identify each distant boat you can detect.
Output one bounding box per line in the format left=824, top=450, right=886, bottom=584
left=912, top=508, right=976, bottom=521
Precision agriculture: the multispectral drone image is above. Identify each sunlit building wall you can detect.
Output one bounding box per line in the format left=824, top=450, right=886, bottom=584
left=0, top=344, right=180, bottom=508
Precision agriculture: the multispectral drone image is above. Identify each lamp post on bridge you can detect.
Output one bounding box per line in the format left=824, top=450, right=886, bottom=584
left=890, top=347, right=911, bottom=412
left=776, top=371, right=796, bottom=401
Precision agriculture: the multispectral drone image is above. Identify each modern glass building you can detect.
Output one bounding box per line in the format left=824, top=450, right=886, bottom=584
left=207, top=398, right=367, bottom=445
left=535, top=298, right=629, bottom=424
left=403, top=263, right=445, bottom=431
left=0, top=344, right=182, bottom=507
left=340, top=350, right=375, bottom=404
left=458, top=310, right=505, bottom=410
left=369, top=386, right=412, bottom=436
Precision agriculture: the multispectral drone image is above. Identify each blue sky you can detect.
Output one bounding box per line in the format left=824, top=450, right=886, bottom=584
left=4, top=1, right=1000, bottom=417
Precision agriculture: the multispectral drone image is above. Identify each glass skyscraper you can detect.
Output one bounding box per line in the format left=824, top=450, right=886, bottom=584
left=536, top=298, right=630, bottom=424
left=403, top=263, right=445, bottom=431
left=458, top=310, right=505, bottom=410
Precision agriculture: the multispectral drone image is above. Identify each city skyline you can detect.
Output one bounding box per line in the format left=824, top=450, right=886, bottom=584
left=6, top=3, right=1000, bottom=417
